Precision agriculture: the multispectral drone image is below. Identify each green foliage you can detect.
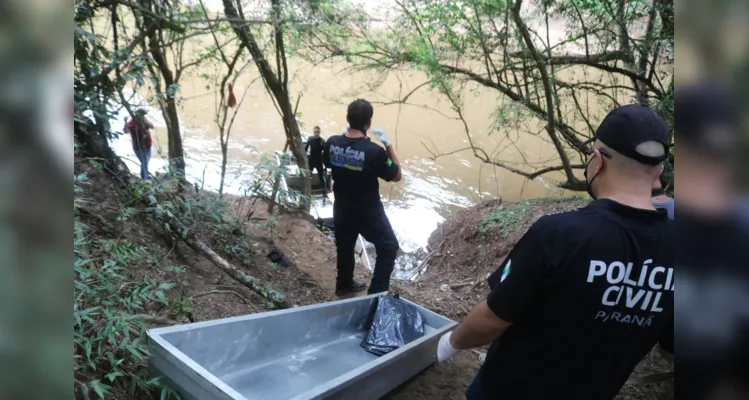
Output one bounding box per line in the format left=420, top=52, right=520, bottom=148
left=480, top=200, right=534, bottom=236
left=74, top=174, right=185, bottom=399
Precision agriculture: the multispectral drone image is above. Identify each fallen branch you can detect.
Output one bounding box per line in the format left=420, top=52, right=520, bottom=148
left=194, top=289, right=249, bottom=304
left=189, top=240, right=291, bottom=308
left=409, top=241, right=444, bottom=280
left=77, top=123, right=292, bottom=310
left=132, top=314, right=179, bottom=326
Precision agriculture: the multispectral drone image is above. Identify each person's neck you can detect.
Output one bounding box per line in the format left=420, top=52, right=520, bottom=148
left=596, top=185, right=657, bottom=211
left=345, top=128, right=366, bottom=139
left=651, top=187, right=669, bottom=199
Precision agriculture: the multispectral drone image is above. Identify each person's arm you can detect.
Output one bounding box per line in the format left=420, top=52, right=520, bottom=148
left=143, top=118, right=154, bottom=129
left=305, top=137, right=311, bottom=152
left=386, top=145, right=402, bottom=182
left=438, top=225, right=549, bottom=360
left=322, top=139, right=331, bottom=168
left=373, top=146, right=401, bottom=183
left=450, top=300, right=512, bottom=349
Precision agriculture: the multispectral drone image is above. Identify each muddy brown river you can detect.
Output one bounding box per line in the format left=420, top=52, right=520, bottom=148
left=105, top=1, right=602, bottom=277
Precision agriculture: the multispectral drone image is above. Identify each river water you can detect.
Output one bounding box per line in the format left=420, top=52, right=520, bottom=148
left=105, top=1, right=591, bottom=278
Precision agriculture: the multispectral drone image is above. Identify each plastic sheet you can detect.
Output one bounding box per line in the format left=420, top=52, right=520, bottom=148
left=361, top=293, right=426, bottom=356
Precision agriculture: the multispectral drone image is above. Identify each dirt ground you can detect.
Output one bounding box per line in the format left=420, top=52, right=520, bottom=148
left=78, top=159, right=672, bottom=399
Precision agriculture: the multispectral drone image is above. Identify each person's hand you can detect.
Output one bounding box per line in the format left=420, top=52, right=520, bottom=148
left=342, top=125, right=350, bottom=135
left=436, top=331, right=460, bottom=363
left=370, top=128, right=391, bottom=147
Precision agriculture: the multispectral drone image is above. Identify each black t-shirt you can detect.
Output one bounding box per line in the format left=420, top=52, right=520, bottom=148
left=306, top=136, right=326, bottom=161
left=479, top=199, right=673, bottom=399
left=674, top=209, right=749, bottom=400
left=322, top=134, right=399, bottom=208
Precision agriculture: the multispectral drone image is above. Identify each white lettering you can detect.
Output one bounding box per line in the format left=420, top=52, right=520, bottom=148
left=623, top=262, right=638, bottom=286
left=640, top=291, right=653, bottom=311
left=607, top=262, right=626, bottom=284
left=651, top=292, right=663, bottom=312
left=633, top=315, right=644, bottom=326
left=649, top=266, right=665, bottom=290
left=587, top=261, right=607, bottom=282
left=638, top=260, right=652, bottom=287
left=625, top=287, right=646, bottom=308
left=602, top=286, right=620, bottom=306
left=595, top=311, right=606, bottom=320
left=665, top=268, right=674, bottom=290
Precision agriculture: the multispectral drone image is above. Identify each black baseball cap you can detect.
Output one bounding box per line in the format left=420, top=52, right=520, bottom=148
left=583, top=104, right=669, bottom=165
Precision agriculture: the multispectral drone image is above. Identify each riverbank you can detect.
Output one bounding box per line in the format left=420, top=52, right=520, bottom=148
left=73, top=152, right=672, bottom=398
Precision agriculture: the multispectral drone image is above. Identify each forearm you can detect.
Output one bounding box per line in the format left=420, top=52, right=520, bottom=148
left=386, top=145, right=401, bottom=167
left=449, top=300, right=510, bottom=350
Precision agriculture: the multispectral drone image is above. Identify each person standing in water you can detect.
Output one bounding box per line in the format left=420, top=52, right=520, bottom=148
left=124, top=109, right=154, bottom=180
left=323, top=99, right=402, bottom=295
left=305, top=126, right=328, bottom=194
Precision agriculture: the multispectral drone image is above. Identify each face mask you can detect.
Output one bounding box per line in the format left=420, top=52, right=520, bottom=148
left=584, top=156, right=603, bottom=200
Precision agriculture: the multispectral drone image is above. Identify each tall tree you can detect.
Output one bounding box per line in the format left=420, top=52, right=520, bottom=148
left=121, top=0, right=220, bottom=188
left=222, top=0, right=312, bottom=207
left=301, top=0, right=674, bottom=191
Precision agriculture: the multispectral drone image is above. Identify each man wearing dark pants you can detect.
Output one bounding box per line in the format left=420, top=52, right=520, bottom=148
left=305, top=126, right=328, bottom=194
left=323, top=99, right=402, bottom=295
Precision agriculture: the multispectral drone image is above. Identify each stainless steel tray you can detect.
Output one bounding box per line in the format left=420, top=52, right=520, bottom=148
left=147, top=293, right=457, bottom=400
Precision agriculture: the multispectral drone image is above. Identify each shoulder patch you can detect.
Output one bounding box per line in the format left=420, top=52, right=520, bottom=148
left=387, top=158, right=393, bottom=167
left=500, top=259, right=512, bottom=283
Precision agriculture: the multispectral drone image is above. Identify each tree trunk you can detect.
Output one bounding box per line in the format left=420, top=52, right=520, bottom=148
left=141, top=0, right=187, bottom=188
left=511, top=0, right=578, bottom=187
left=221, top=0, right=311, bottom=210
left=165, top=96, right=186, bottom=182
left=219, top=142, right=228, bottom=196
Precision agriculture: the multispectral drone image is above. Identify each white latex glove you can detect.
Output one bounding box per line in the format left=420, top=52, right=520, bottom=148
left=436, top=331, right=460, bottom=363
left=370, top=128, right=391, bottom=147
left=342, top=125, right=350, bottom=134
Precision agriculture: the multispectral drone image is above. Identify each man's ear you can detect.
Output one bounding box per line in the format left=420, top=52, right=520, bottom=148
left=593, top=149, right=604, bottom=174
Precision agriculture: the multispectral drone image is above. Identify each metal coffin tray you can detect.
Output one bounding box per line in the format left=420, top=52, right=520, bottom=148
left=147, top=293, right=457, bottom=400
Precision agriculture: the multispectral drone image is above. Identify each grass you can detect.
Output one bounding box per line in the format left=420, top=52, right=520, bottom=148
left=479, top=197, right=588, bottom=236
left=479, top=199, right=536, bottom=236
left=74, top=172, right=188, bottom=399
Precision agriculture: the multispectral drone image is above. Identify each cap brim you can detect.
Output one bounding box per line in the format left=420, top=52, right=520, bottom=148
left=581, top=137, right=596, bottom=147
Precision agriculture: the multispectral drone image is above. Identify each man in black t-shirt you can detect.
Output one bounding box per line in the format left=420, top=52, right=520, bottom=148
left=305, top=126, right=328, bottom=194
left=323, top=99, right=402, bottom=295
left=437, top=104, right=674, bottom=399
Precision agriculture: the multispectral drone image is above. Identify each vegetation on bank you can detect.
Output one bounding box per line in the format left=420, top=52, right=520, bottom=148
left=479, top=197, right=589, bottom=236
left=73, top=0, right=674, bottom=396
left=72, top=153, right=321, bottom=398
